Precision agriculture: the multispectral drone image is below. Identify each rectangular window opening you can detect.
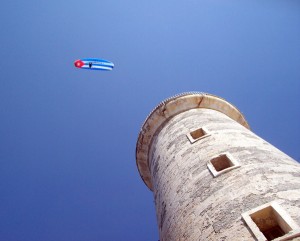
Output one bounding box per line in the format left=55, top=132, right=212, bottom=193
left=207, top=152, right=240, bottom=177
left=242, top=202, right=300, bottom=241
left=187, top=127, right=210, bottom=144
left=250, top=206, right=290, bottom=240
left=210, top=154, right=233, bottom=172
left=190, top=128, right=206, bottom=140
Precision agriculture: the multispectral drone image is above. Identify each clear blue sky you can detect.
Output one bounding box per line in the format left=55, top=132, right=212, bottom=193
left=0, top=1, right=299, bottom=240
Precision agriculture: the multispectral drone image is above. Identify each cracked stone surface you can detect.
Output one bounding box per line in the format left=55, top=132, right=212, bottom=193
left=136, top=93, right=300, bottom=241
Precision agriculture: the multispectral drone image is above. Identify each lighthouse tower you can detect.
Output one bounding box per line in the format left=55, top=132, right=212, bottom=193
left=136, top=92, right=300, bottom=241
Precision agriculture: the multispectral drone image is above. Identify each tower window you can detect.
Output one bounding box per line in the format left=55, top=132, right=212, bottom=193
left=187, top=127, right=210, bottom=143
left=207, top=152, right=240, bottom=177
left=242, top=202, right=300, bottom=241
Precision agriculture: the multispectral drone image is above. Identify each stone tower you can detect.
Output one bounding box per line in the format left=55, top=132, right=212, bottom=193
left=136, top=92, right=300, bottom=241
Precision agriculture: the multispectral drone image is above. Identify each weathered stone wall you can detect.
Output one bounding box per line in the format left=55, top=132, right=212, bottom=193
left=149, top=108, right=300, bottom=241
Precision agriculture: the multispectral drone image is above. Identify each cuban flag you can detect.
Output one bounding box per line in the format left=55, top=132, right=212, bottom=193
left=74, top=58, right=114, bottom=71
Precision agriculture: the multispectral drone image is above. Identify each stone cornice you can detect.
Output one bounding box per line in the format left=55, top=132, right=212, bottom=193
left=136, top=92, right=249, bottom=190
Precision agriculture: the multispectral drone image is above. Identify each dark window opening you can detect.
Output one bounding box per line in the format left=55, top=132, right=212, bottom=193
left=190, top=128, right=206, bottom=140
left=250, top=206, right=291, bottom=241
left=210, top=154, right=233, bottom=172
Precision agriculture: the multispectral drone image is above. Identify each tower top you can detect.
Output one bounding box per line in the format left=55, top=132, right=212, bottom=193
left=136, top=92, right=250, bottom=190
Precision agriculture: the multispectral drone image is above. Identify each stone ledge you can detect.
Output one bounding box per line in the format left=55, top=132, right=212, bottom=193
left=136, top=92, right=250, bottom=190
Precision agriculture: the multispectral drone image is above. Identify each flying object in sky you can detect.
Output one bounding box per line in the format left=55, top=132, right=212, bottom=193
left=74, top=58, right=114, bottom=71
